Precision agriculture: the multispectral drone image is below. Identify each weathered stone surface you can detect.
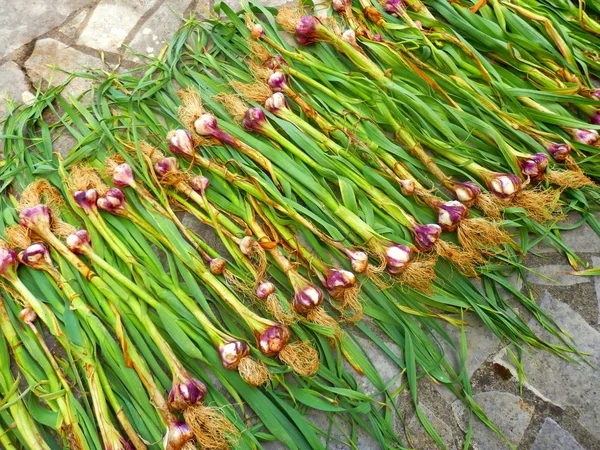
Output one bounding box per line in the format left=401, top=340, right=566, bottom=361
left=531, top=418, right=585, bottom=450
left=25, top=39, right=104, bottom=101
left=527, top=264, right=590, bottom=286
left=342, top=319, right=403, bottom=397
left=592, top=256, right=600, bottom=324
left=59, top=9, right=88, bottom=40
left=452, top=391, right=533, bottom=450
left=534, top=213, right=600, bottom=254
left=434, top=314, right=499, bottom=402
left=0, top=0, right=91, bottom=59
left=128, top=0, right=194, bottom=59
left=78, top=0, right=154, bottom=52
left=0, top=62, right=31, bottom=121
left=406, top=403, right=458, bottom=450
left=499, top=293, right=600, bottom=440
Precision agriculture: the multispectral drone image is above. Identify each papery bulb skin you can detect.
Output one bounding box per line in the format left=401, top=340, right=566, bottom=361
left=293, top=284, right=324, bottom=313
left=547, top=142, right=571, bottom=163
left=19, top=205, right=52, bottom=231
left=450, top=181, right=481, bottom=206
left=163, top=421, right=194, bottom=450
left=414, top=20, right=423, bottom=30
left=251, top=24, right=264, bottom=39
left=346, top=249, right=369, bottom=273
left=0, top=247, right=18, bottom=277
left=256, top=281, right=275, bottom=299
left=398, top=179, right=415, bottom=195
left=295, top=16, right=322, bottom=46
left=66, top=230, right=92, bottom=254
left=97, top=188, right=127, bottom=215
left=591, top=89, right=600, bottom=101
left=324, top=269, right=356, bottom=293
left=590, top=112, right=600, bottom=125
left=385, top=0, right=405, bottom=14
left=341, top=29, right=357, bottom=46
left=267, top=72, right=288, bottom=92
left=155, top=157, right=179, bottom=177
left=19, top=243, right=51, bottom=268
left=266, top=54, right=288, bottom=70
left=168, top=377, right=207, bottom=410
left=243, top=108, right=269, bottom=133
left=73, top=189, right=97, bottom=209
left=413, top=224, right=442, bottom=252
left=265, top=92, right=288, bottom=114
left=219, top=340, right=250, bottom=370
left=488, top=174, right=522, bottom=199
left=373, top=34, right=384, bottom=42
left=574, top=129, right=599, bottom=145
left=194, top=114, right=220, bottom=137
left=189, top=176, right=209, bottom=193
left=19, top=307, right=37, bottom=324
left=257, top=324, right=290, bottom=356
left=167, top=129, right=195, bottom=156
left=385, top=244, right=411, bottom=274
left=438, top=201, right=468, bottom=232
left=332, top=0, right=349, bottom=12
left=238, top=236, right=255, bottom=256
left=518, top=153, right=548, bottom=182
left=209, top=258, right=227, bottom=275
left=113, top=164, right=135, bottom=188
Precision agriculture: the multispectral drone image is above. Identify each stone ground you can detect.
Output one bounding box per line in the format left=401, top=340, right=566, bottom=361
left=1, top=1, right=600, bottom=449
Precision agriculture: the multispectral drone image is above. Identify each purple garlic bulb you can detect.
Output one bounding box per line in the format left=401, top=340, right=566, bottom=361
left=167, top=129, right=195, bottom=156
left=257, top=324, right=290, bottom=356
left=488, top=173, right=521, bottom=199
left=385, top=244, right=411, bottom=274
left=168, top=376, right=207, bottom=410
left=437, top=201, right=469, bottom=232
left=293, top=284, right=324, bottom=313
left=413, top=224, right=442, bottom=252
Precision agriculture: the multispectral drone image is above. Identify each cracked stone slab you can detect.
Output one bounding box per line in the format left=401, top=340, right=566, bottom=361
left=406, top=403, right=458, bottom=450
left=128, top=0, right=194, bottom=60
left=498, top=292, right=600, bottom=440
left=452, top=391, right=533, bottom=450
left=78, top=0, right=155, bottom=52
left=531, top=418, right=585, bottom=450
left=59, top=9, right=89, bottom=40
left=0, top=0, right=92, bottom=59
left=527, top=264, right=590, bottom=286
left=24, top=39, right=104, bottom=101
left=0, top=62, right=31, bottom=122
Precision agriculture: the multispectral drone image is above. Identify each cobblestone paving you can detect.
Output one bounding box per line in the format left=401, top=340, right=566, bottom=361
left=1, top=1, right=600, bottom=449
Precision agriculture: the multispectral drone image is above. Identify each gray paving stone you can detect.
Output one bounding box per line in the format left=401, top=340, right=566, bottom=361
left=59, top=9, right=89, bottom=40
left=78, top=0, right=155, bottom=52
left=452, top=391, right=534, bottom=450
left=531, top=418, right=585, bottom=450
left=0, top=62, right=31, bottom=122
left=434, top=314, right=500, bottom=402
left=499, top=293, right=600, bottom=440
left=406, top=403, right=458, bottom=450
left=24, top=39, right=105, bottom=101
left=527, top=264, right=590, bottom=286
left=128, top=0, right=194, bottom=59
left=0, top=0, right=92, bottom=59
left=533, top=215, right=600, bottom=254
left=592, top=256, right=600, bottom=324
